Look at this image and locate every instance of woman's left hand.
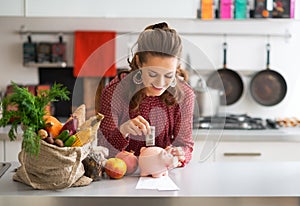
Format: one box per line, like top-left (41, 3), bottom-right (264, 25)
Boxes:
top-left (165, 146), bottom-right (186, 167)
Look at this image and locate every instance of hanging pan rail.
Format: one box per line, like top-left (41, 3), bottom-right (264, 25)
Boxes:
top-left (17, 27), bottom-right (292, 40)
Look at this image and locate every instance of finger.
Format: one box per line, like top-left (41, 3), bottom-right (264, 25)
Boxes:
top-left (174, 156), bottom-right (182, 167)
top-left (136, 116), bottom-right (151, 135)
top-left (126, 125), bottom-right (140, 136)
top-left (131, 118), bottom-right (148, 136)
top-left (132, 118), bottom-right (146, 130)
top-left (141, 127), bottom-right (148, 136)
top-left (132, 126), bottom-right (143, 136)
top-left (165, 146), bottom-right (172, 152)
top-left (171, 147), bottom-right (185, 156)
top-left (134, 120), bottom-right (148, 135)
top-left (178, 155), bottom-right (186, 162)
top-left (166, 146), bottom-right (176, 155)
top-left (129, 121), bottom-right (142, 136)
top-left (171, 150), bottom-right (178, 156)
top-left (136, 115), bottom-right (149, 125)
top-left (177, 147), bottom-right (185, 156)
top-left (126, 128), bottom-right (138, 136)
top-left (170, 147), bottom-right (178, 156)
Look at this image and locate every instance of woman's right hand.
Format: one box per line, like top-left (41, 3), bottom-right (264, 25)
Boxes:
top-left (120, 115), bottom-right (151, 138)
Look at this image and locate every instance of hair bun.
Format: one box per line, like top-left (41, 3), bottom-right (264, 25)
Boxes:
top-left (145, 22), bottom-right (169, 30)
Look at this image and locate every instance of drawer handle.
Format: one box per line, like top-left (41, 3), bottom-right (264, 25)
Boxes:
top-left (223, 152), bottom-right (262, 157)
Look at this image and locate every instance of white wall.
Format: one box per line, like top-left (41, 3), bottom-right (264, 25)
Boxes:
top-left (0, 17), bottom-right (299, 119)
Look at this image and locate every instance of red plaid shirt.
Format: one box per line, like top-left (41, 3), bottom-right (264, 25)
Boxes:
top-left (98, 73), bottom-right (195, 164)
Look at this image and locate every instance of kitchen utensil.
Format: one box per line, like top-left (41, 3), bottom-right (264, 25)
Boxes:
top-left (51, 35), bottom-right (66, 63)
top-left (23, 35), bottom-right (36, 64)
top-left (250, 43), bottom-right (287, 106)
top-left (206, 42), bottom-right (244, 105)
top-left (37, 42), bottom-right (52, 63)
top-left (194, 78), bottom-right (222, 117)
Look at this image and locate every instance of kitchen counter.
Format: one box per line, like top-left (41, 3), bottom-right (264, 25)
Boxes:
top-left (1, 161), bottom-right (300, 206)
top-left (2, 126), bottom-right (300, 142)
top-left (193, 128), bottom-right (300, 142)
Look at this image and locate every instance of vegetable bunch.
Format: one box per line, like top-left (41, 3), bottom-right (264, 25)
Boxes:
top-left (0, 82), bottom-right (70, 156)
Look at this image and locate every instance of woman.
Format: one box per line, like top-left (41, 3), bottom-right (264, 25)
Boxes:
top-left (98, 22), bottom-right (195, 167)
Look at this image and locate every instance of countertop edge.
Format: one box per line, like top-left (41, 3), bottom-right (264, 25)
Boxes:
top-left (1, 127), bottom-right (300, 142)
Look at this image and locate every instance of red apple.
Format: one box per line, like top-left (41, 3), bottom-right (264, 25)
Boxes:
top-left (104, 158), bottom-right (127, 179)
top-left (115, 150), bottom-right (138, 175)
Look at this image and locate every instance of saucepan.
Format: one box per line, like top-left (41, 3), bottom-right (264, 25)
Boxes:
top-left (194, 78), bottom-right (222, 117)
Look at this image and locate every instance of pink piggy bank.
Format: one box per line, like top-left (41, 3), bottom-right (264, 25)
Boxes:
top-left (138, 146), bottom-right (178, 178)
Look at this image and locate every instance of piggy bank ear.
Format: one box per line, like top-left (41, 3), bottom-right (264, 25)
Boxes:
top-left (140, 147), bottom-right (146, 153)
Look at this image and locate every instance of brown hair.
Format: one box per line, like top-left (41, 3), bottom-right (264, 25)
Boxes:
top-left (121, 22), bottom-right (188, 112)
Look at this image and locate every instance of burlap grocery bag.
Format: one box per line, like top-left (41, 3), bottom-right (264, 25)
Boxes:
top-left (13, 140), bottom-right (92, 190)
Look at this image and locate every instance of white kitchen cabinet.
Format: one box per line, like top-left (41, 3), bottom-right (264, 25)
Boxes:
top-left (191, 140), bottom-right (215, 163)
top-left (4, 140), bottom-right (21, 162)
top-left (26, 0), bottom-right (196, 18)
top-left (215, 141), bottom-right (300, 162)
top-left (0, 0), bottom-right (24, 16)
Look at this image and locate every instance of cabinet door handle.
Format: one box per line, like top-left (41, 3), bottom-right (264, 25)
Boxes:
top-left (223, 152), bottom-right (262, 157)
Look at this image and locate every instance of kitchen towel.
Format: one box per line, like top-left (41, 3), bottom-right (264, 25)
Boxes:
top-left (74, 31), bottom-right (116, 77)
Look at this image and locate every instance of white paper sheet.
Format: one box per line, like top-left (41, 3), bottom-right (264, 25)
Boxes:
top-left (135, 176), bottom-right (179, 191)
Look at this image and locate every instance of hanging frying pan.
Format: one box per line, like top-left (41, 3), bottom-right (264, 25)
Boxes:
top-left (250, 43), bottom-right (287, 106)
top-left (207, 42), bottom-right (244, 105)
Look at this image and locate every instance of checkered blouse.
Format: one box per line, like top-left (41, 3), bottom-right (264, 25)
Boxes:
top-left (98, 73), bottom-right (195, 164)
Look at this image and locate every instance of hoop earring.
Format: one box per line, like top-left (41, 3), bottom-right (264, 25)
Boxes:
top-left (133, 70), bottom-right (143, 85)
top-left (170, 78), bottom-right (177, 88)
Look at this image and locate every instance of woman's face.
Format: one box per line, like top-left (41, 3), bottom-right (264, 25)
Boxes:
top-left (140, 56), bottom-right (178, 96)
